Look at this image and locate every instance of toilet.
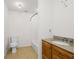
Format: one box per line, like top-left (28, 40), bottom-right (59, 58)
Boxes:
top-left (10, 37), bottom-right (17, 53)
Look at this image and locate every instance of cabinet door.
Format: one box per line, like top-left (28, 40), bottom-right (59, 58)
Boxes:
top-left (63, 55), bottom-right (74, 59)
top-left (52, 44), bottom-right (74, 59)
top-left (63, 51), bottom-right (74, 59)
top-left (42, 41), bottom-right (52, 59)
top-left (52, 45), bottom-right (63, 59)
top-left (53, 55), bottom-right (62, 59)
top-left (42, 55), bottom-right (47, 59)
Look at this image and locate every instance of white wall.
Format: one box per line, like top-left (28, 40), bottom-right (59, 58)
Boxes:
top-left (38, 0), bottom-right (74, 39)
top-left (38, 0), bottom-right (74, 59)
top-left (8, 11), bottom-right (39, 47)
top-left (53, 0), bottom-right (74, 38)
top-left (6, 0), bottom-right (73, 58)
top-left (38, 0), bottom-right (55, 59)
top-left (4, 3), bottom-right (9, 56)
top-left (38, 0), bottom-right (54, 40)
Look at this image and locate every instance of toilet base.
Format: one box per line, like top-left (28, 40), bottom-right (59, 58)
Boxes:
top-left (12, 47), bottom-right (16, 53)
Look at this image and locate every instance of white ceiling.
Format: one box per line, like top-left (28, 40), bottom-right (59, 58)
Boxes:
top-left (5, 0), bottom-right (38, 13)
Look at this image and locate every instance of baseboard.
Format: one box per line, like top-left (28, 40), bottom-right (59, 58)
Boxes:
top-left (4, 47), bottom-right (9, 57)
top-left (4, 50), bottom-right (7, 56)
top-left (17, 44), bottom-right (32, 48)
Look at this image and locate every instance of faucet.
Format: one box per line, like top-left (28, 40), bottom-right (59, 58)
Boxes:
top-left (63, 38), bottom-right (68, 43)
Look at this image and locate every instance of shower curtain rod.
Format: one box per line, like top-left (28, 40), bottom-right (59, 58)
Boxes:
top-left (30, 12), bottom-right (38, 21)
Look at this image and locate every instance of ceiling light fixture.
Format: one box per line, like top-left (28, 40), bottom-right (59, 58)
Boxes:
top-left (15, 1), bottom-right (24, 8)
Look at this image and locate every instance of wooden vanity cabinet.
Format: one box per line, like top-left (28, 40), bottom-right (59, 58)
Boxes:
top-left (42, 40), bottom-right (74, 59)
top-left (42, 40), bottom-right (52, 59)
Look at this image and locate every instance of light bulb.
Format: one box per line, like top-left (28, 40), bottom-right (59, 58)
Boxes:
top-left (14, 1), bottom-right (24, 8)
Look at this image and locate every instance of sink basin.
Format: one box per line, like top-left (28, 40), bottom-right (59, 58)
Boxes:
top-left (52, 41), bottom-right (69, 46)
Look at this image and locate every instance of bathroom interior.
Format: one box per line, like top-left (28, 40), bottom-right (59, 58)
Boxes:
top-left (4, 0), bottom-right (74, 59)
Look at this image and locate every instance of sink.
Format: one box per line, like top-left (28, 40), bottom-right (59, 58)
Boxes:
top-left (52, 41), bottom-right (69, 46)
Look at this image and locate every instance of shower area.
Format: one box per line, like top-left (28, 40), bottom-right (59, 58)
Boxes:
top-left (5, 0), bottom-right (40, 58)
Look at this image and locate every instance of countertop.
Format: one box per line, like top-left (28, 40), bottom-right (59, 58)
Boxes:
top-left (42, 39), bottom-right (74, 54)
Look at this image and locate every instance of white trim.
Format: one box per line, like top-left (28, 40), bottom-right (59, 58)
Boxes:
top-left (17, 44), bottom-right (32, 48)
